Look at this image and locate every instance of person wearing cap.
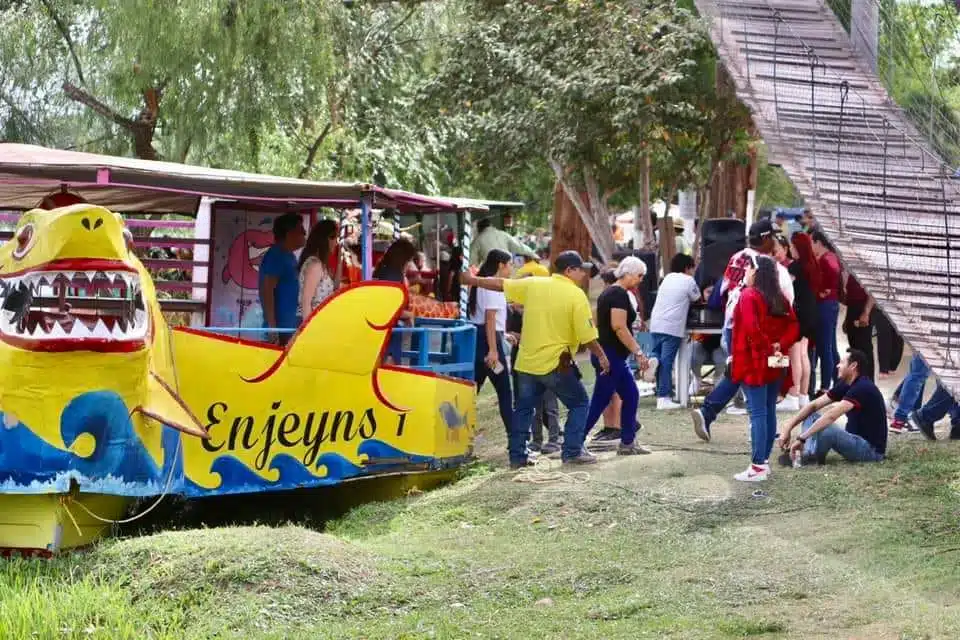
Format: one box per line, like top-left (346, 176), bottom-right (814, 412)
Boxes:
top-left (462, 250), bottom-right (609, 468)
top-left (691, 218), bottom-right (794, 442)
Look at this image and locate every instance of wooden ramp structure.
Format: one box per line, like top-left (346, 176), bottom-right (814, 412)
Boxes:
top-left (695, 0), bottom-right (960, 393)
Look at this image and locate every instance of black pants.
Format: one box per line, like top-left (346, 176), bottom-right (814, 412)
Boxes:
top-left (873, 308), bottom-right (904, 374)
top-left (844, 304), bottom-right (875, 381)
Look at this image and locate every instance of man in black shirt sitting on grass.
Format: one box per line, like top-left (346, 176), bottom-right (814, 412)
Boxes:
top-left (777, 349), bottom-right (887, 466)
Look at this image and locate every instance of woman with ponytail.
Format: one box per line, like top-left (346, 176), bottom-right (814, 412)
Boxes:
top-left (468, 249), bottom-right (514, 434)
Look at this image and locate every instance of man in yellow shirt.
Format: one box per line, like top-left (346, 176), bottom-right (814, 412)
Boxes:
top-left (463, 251), bottom-right (610, 468)
top-left (515, 254), bottom-right (549, 278)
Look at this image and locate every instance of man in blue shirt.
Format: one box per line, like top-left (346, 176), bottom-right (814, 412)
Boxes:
top-left (776, 349), bottom-right (886, 465)
top-left (259, 213), bottom-right (305, 346)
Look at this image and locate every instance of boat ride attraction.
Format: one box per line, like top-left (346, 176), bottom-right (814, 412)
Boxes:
top-left (0, 143), bottom-right (491, 553)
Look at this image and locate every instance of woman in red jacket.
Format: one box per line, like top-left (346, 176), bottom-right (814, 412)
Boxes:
top-left (731, 256), bottom-right (800, 482)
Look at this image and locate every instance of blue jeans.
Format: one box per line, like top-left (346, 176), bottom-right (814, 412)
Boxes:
top-left (700, 374), bottom-right (740, 427)
top-left (743, 381), bottom-right (780, 465)
top-left (475, 329), bottom-right (512, 436)
top-left (814, 300), bottom-right (840, 391)
top-left (802, 413), bottom-right (883, 462)
top-left (894, 354), bottom-right (929, 422)
top-left (513, 367), bottom-right (589, 464)
top-left (586, 346), bottom-right (640, 445)
top-left (651, 333), bottom-right (682, 399)
top-left (915, 384), bottom-right (960, 428)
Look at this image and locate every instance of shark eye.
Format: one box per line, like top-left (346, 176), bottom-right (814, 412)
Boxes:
top-left (122, 228), bottom-right (135, 252)
top-left (12, 224), bottom-right (35, 260)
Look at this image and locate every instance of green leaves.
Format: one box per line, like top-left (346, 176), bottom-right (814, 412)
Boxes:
top-left (424, 0), bottom-right (711, 199)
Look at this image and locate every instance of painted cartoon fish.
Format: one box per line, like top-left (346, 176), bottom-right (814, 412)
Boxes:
top-left (0, 204), bottom-right (208, 491)
top-left (221, 229), bottom-right (273, 290)
top-left (439, 395), bottom-right (468, 430)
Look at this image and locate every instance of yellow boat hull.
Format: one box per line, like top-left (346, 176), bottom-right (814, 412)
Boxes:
top-left (0, 492), bottom-right (131, 554)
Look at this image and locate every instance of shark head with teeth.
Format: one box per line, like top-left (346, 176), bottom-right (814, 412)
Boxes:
top-left (0, 203), bottom-right (206, 475)
top-left (0, 204), bottom-right (151, 353)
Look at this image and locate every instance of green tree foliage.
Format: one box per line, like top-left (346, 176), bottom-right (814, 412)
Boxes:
top-left (423, 0), bottom-right (709, 261)
top-left (0, 0), bottom-right (449, 189)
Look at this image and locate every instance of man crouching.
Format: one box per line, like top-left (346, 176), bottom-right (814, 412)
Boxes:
top-left (776, 349), bottom-right (887, 466)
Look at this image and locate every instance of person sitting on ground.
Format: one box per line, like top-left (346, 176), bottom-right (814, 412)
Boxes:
top-left (776, 348), bottom-right (887, 466)
top-left (649, 253), bottom-right (701, 410)
top-left (463, 251), bottom-right (609, 468)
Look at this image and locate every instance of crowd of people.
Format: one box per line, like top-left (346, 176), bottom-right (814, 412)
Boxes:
top-left (257, 209), bottom-right (948, 482)
top-left (462, 210), bottom-right (943, 482)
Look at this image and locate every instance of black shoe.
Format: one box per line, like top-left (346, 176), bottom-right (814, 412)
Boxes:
top-left (510, 459), bottom-right (535, 470)
top-left (777, 453), bottom-right (792, 467)
top-left (591, 428), bottom-right (621, 442)
top-left (908, 411), bottom-right (937, 441)
top-left (950, 424), bottom-right (960, 440)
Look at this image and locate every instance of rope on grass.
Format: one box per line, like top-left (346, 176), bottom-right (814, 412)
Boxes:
top-left (511, 455), bottom-right (591, 485)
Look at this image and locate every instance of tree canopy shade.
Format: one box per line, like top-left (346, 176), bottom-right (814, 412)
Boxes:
top-left (0, 0), bottom-right (453, 192)
top-left (423, 0), bottom-right (709, 263)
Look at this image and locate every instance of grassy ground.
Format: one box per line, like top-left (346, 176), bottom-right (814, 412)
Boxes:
top-left (5, 367), bottom-right (960, 639)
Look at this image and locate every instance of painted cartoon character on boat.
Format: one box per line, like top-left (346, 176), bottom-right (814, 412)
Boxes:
top-left (0, 204), bottom-right (207, 494)
top-left (221, 227), bottom-right (274, 290)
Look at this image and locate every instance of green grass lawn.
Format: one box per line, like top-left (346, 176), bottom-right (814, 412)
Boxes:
top-left (5, 376), bottom-right (960, 639)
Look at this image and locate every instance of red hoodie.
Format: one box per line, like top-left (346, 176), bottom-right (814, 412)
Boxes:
top-left (731, 288), bottom-right (800, 386)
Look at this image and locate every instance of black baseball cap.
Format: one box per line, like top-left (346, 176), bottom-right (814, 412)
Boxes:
top-left (748, 219), bottom-right (775, 247)
top-left (553, 250), bottom-right (595, 276)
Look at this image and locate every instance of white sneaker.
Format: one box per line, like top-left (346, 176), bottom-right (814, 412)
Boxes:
top-left (776, 395), bottom-right (800, 412)
top-left (726, 405), bottom-right (747, 416)
top-left (656, 397), bottom-right (682, 410)
top-left (734, 463), bottom-right (770, 482)
top-left (799, 395), bottom-right (810, 408)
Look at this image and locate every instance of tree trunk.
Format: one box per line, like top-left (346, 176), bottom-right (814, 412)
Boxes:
top-left (550, 181), bottom-right (592, 268)
top-left (548, 160), bottom-right (616, 264)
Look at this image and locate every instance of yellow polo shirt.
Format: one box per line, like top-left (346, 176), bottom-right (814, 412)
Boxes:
top-left (516, 260), bottom-right (550, 278)
top-left (503, 274), bottom-right (599, 375)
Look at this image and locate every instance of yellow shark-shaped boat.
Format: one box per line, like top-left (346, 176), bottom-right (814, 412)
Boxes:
top-left (0, 204), bottom-right (476, 552)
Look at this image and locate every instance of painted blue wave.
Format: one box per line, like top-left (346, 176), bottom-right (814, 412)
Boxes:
top-left (0, 391), bottom-right (168, 494)
top-left (186, 451), bottom-right (367, 497)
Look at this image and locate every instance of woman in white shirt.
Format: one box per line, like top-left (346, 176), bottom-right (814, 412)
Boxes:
top-left (468, 249), bottom-right (513, 435)
top-left (298, 219), bottom-right (338, 322)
